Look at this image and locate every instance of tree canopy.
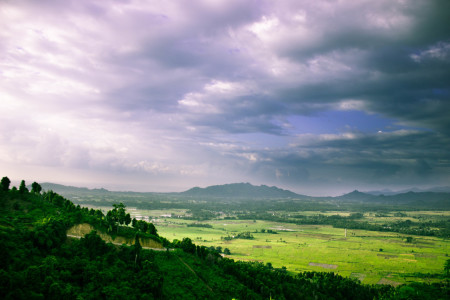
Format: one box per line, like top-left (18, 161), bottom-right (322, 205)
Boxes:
top-left (18, 180), bottom-right (28, 194)
top-left (31, 182), bottom-right (42, 194)
top-left (1, 176), bottom-right (10, 192)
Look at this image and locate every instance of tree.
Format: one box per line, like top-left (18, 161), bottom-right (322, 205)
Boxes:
top-left (19, 180), bottom-right (28, 194)
top-left (134, 233), bottom-right (142, 267)
top-left (445, 259), bottom-right (450, 277)
top-left (31, 182), bottom-right (42, 194)
top-left (95, 209), bottom-right (104, 220)
top-left (147, 222), bottom-right (157, 235)
top-left (138, 220), bottom-right (148, 233)
top-left (180, 238), bottom-right (195, 254)
top-left (106, 210), bottom-right (117, 233)
top-left (124, 213), bottom-right (132, 226)
top-left (80, 230), bottom-right (111, 259)
top-left (117, 204), bottom-right (126, 225)
top-left (106, 203), bottom-right (128, 233)
top-left (1, 176), bottom-right (11, 192)
top-left (224, 248), bottom-right (231, 255)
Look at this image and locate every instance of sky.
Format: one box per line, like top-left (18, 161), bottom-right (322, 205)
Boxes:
top-left (1, 0), bottom-right (449, 196)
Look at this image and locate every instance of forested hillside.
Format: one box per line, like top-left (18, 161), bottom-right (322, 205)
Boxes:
top-left (1, 177), bottom-right (449, 299)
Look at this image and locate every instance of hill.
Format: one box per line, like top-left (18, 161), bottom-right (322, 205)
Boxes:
top-left (2, 178), bottom-right (423, 300)
top-left (365, 186), bottom-right (450, 195)
top-left (39, 182), bottom-right (111, 195)
top-left (2, 176), bottom-right (449, 298)
top-left (336, 190), bottom-right (450, 208)
top-left (337, 190), bottom-right (376, 201)
top-left (181, 182), bottom-right (304, 199)
top-left (38, 182), bottom-right (450, 209)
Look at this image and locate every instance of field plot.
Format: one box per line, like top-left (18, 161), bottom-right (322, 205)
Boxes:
top-left (154, 218), bottom-right (449, 285)
top-left (363, 210), bottom-right (449, 224)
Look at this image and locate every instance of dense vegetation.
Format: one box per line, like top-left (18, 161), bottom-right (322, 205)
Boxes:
top-left (1, 177), bottom-right (449, 299)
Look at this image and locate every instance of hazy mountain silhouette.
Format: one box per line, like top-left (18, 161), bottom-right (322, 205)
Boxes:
top-left (181, 182), bottom-right (304, 199)
top-left (40, 182), bottom-right (111, 194)
top-left (38, 182), bottom-right (449, 208)
top-left (365, 186), bottom-right (450, 195)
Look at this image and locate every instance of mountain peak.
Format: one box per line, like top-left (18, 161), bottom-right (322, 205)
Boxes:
top-left (181, 182), bottom-right (302, 199)
top-left (337, 190), bottom-right (374, 201)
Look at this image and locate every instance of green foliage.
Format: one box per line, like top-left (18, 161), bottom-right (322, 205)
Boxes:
top-left (1, 176), bottom-right (449, 299)
top-left (405, 236), bottom-right (414, 243)
top-left (1, 176), bottom-right (11, 192)
top-left (32, 219), bottom-right (68, 252)
top-left (186, 208), bottom-right (218, 221)
top-left (235, 231), bottom-right (254, 239)
top-left (394, 212), bottom-right (407, 217)
top-left (445, 259), bottom-right (450, 278)
top-left (180, 237), bottom-right (196, 254)
top-left (349, 212), bottom-right (364, 219)
top-left (31, 182), bottom-right (42, 194)
top-left (79, 230), bottom-right (114, 259)
top-left (187, 223), bottom-right (213, 228)
top-left (106, 203), bottom-right (131, 232)
top-left (19, 180), bottom-right (28, 194)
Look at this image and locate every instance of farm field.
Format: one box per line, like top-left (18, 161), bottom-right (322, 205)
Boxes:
top-left (362, 211), bottom-right (450, 224)
top-left (152, 217), bottom-right (449, 286)
top-left (75, 196), bottom-right (450, 287)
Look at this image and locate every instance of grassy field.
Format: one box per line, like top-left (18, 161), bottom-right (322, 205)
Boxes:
top-left (152, 217), bottom-right (449, 286)
top-left (362, 210), bottom-right (449, 225)
top-left (80, 204), bottom-right (449, 286)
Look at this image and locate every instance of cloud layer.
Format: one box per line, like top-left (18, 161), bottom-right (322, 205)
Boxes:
top-left (1, 0), bottom-right (449, 195)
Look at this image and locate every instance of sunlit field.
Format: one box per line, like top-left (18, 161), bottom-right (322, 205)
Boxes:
top-left (152, 216), bottom-right (449, 285)
top-left (74, 201), bottom-right (450, 286)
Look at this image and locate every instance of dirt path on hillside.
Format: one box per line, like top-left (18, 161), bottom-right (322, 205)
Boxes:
top-left (67, 234), bottom-right (172, 251)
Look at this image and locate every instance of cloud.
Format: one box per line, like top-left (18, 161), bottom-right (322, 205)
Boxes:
top-left (0, 0), bottom-right (449, 194)
top-left (204, 129), bottom-right (450, 194)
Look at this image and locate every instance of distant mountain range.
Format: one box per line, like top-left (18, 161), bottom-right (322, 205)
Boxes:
top-left (39, 183), bottom-right (111, 195)
top-left (36, 182), bottom-right (450, 209)
top-left (335, 189), bottom-right (450, 208)
top-left (364, 186), bottom-right (450, 195)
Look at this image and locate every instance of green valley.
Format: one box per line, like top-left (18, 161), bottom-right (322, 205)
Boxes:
top-left (1, 178), bottom-right (449, 299)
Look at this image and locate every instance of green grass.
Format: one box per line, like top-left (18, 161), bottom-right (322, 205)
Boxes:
top-left (76, 204), bottom-right (450, 286)
top-left (154, 218), bottom-right (449, 285)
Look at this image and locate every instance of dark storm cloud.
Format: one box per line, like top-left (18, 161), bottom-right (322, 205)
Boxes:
top-left (211, 129), bottom-right (450, 194)
top-left (247, 0), bottom-right (450, 136)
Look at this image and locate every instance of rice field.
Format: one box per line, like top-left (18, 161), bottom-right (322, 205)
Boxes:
top-left (153, 217), bottom-right (449, 285)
